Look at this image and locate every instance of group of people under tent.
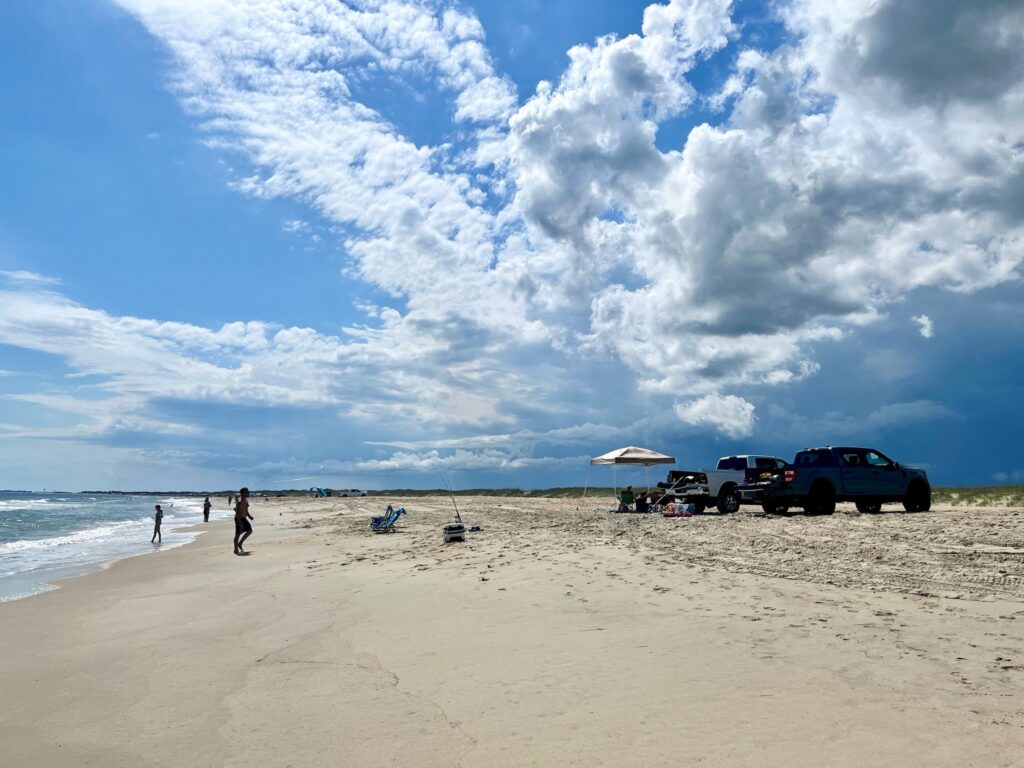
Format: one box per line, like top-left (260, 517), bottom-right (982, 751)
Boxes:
top-left (617, 485), bottom-right (665, 513)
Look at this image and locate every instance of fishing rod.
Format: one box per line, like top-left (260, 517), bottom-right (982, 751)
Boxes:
top-left (439, 470), bottom-right (462, 524)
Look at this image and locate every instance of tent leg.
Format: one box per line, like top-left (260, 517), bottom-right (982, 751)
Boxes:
top-left (582, 463), bottom-right (591, 499)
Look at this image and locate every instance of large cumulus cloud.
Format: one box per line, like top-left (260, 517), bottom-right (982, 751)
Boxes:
top-left (508, 0), bottom-right (1023, 411)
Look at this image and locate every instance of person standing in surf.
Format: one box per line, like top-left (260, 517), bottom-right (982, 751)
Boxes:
top-left (233, 487), bottom-right (253, 555)
top-left (151, 504), bottom-right (163, 544)
top-left (202, 496), bottom-right (211, 522)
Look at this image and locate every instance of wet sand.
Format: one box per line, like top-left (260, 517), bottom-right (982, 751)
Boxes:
top-left (1, 495), bottom-right (1022, 766)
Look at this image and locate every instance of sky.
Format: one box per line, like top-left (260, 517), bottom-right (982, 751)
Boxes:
top-left (1, 0), bottom-right (1022, 491)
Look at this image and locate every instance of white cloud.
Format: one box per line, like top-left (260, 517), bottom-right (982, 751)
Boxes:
top-left (454, 75), bottom-right (517, 122)
top-left (674, 394), bottom-right (756, 438)
top-left (913, 314), bottom-right (934, 338)
top-left (0, 282), bottom-right (547, 436)
top-left (0, 270), bottom-right (61, 286)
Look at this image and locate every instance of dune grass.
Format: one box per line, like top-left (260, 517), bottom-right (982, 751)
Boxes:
top-left (932, 486), bottom-right (1024, 507)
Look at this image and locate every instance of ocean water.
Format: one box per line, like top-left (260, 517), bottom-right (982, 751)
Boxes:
top-left (0, 492), bottom-right (232, 602)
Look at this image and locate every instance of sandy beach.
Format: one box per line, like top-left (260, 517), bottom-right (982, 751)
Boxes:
top-left (2, 495), bottom-right (1022, 767)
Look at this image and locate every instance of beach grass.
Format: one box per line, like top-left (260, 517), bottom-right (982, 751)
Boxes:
top-left (932, 485), bottom-right (1024, 506)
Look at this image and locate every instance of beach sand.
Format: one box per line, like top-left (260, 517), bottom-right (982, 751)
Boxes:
top-left (1, 496), bottom-right (1022, 766)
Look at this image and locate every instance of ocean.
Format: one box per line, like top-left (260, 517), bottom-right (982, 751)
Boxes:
top-left (0, 492), bottom-right (232, 602)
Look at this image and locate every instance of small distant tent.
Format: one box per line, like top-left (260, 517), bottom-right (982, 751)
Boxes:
top-left (584, 446), bottom-right (676, 498)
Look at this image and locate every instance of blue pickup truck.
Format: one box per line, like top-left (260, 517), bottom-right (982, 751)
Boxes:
top-left (739, 446), bottom-right (931, 515)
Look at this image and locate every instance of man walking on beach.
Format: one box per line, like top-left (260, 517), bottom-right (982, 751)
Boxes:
top-left (203, 496), bottom-right (211, 522)
top-left (233, 487), bottom-right (253, 555)
top-left (151, 504), bottom-right (163, 544)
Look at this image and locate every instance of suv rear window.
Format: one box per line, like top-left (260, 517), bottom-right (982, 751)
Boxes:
top-left (755, 457), bottom-right (782, 470)
top-left (717, 457), bottom-right (746, 471)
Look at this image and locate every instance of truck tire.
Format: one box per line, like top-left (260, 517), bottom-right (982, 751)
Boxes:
top-left (806, 481), bottom-right (836, 515)
top-left (903, 481), bottom-right (931, 512)
top-left (716, 485), bottom-right (740, 514)
top-left (761, 501), bottom-right (789, 515)
top-left (855, 501), bottom-right (882, 514)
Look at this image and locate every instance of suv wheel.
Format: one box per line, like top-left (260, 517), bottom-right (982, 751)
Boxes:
top-left (903, 481), bottom-right (931, 512)
top-left (807, 481), bottom-right (836, 515)
top-left (856, 501), bottom-right (882, 514)
top-left (716, 485), bottom-right (740, 514)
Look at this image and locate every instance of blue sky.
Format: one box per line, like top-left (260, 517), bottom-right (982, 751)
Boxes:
top-left (1, 0), bottom-right (1022, 491)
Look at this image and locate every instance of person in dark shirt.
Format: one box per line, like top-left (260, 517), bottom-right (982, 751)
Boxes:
top-left (151, 504), bottom-right (163, 544)
top-left (233, 487), bottom-right (253, 555)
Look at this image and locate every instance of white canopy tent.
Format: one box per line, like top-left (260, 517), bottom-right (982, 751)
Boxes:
top-left (584, 446), bottom-right (676, 498)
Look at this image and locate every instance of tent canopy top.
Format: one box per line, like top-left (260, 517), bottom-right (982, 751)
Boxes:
top-left (590, 446), bottom-right (675, 466)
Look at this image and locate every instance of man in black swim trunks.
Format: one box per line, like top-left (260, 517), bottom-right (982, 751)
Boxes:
top-left (233, 487), bottom-right (253, 555)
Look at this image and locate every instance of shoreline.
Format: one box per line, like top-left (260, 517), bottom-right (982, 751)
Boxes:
top-left (2, 496), bottom-right (1022, 766)
top-left (0, 500), bottom-right (233, 604)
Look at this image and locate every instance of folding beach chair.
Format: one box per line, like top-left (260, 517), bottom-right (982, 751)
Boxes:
top-left (370, 505), bottom-right (405, 533)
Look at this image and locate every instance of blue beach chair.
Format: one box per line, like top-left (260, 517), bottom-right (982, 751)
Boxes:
top-left (370, 505), bottom-right (405, 533)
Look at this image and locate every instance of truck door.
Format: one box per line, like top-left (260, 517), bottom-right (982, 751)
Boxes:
top-left (863, 450), bottom-right (904, 496)
top-left (837, 449), bottom-right (871, 493)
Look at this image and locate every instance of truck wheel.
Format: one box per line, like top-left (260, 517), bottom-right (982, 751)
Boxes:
top-left (807, 481), bottom-right (836, 515)
top-left (716, 485), bottom-right (740, 514)
top-left (903, 481), bottom-right (931, 512)
top-left (855, 501), bottom-right (882, 514)
top-left (762, 501), bottom-right (789, 515)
